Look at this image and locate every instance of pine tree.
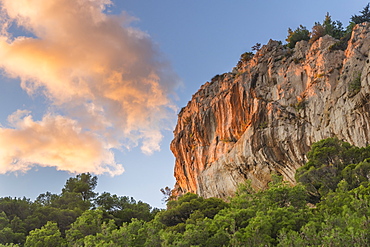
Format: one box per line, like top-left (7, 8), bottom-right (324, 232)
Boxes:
top-left (351, 3), bottom-right (370, 24)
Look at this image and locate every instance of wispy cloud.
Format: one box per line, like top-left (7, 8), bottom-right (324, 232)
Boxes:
top-left (0, 0), bottom-right (178, 175)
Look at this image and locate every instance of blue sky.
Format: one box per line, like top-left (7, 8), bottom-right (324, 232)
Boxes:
top-left (0, 0), bottom-right (368, 208)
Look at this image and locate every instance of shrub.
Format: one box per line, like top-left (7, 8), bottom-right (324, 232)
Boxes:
top-left (310, 23), bottom-right (325, 43)
top-left (328, 32), bottom-right (351, 51)
top-left (240, 52), bottom-right (254, 63)
top-left (348, 72), bottom-right (361, 97)
top-left (236, 52), bottom-right (254, 69)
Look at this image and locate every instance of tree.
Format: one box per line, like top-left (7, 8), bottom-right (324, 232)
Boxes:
top-left (296, 137), bottom-right (370, 201)
top-left (310, 13), bottom-right (344, 43)
top-left (82, 220), bottom-right (117, 247)
top-left (24, 221), bottom-right (65, 247)
top-left (351, 3), bottom-right (370, 24)
top-left (251, 43), bottom-right (261, 52)
top-left (0, 212), bottom-right (9, 230)
top-left (62, 173), bottom-right (98, 202)
top-left (310, 22), bottom-right (325, 44)
top-left (240, 52), bottom-right (254, 63)
top-left (0, 227), bottom-right (24, 246)
top-left (159, 193), bottom-right (228, 228)
top-left (322, 13), bottom-right (344, 39)
top-left (52, 192), bottom-right (90, 211)
top-left (0, 197), bottom-right (34, 221)
top-left (95, 192), bottom-right (156, 226)
top-left (65, 209), bottom-right (103, 245)
top-left (160, 186), bottom-right (174, 203)
top-left (0, 225), bottom-right (14, 245)
top-left (286, 25), bottom-right (310, 48)
top-left (35, 192), bottom-right (59, 207)
top-left (342, 160), bottom-right (370, 189)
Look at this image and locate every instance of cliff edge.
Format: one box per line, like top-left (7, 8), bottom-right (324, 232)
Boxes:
top-left (171, 23), bottom-right (370, 199)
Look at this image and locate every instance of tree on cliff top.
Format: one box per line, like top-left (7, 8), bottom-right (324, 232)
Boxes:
top-left (310, 13), bottom-right (344, 43)
top-left (351, 3), bottom-right (370, 24)
top-left (286, 25), bottom-right (310, 48)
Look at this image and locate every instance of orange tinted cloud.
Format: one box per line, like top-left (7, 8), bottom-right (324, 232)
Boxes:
top-left (0, 110), bottom-right (124, 175)
top-left (0, 0), bottom-right (178, 174)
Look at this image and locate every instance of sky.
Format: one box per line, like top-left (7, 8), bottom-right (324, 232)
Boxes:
top-left (0, 0), bottom-right (368, 208)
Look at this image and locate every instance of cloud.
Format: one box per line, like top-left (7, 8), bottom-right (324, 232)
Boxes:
top-left (0, 110), bottom-right (123, 175)
top-left (0, 0), bottom-right (178, 175)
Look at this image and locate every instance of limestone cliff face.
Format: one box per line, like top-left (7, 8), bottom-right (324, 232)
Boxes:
top-left (170, 23), bottom-right (370, 199)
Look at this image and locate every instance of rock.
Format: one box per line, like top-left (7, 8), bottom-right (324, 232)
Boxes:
top-left (170, 23), bottom-right (370, 199)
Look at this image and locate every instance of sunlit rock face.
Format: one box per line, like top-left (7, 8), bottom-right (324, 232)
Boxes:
top-left (171, 23), bottom-right (370, 199)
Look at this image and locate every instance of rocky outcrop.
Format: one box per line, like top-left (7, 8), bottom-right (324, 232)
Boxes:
top-left (171, 23), bottom-right (370, 199)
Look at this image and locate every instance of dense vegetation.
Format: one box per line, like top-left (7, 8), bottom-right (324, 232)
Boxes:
top-left (1, 137), bottom-right (370, 246)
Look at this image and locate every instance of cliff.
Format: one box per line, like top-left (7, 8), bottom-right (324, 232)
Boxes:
top-left (170, 23), bottom-right (370, 199)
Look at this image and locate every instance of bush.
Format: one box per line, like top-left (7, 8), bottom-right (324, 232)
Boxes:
top-left (328, 32), bottom-right (351, 51)
top-left (236, 52), bottom-right (254, 69)
top-left (310, 23), bottom-right (325, 43)
top-left (240, 52), bottom-right (254, 63)
top-left (348, 72), bottom-right (361, 97)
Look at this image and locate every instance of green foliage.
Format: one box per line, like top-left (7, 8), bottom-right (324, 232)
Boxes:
top-left (0, 212), bottom-right (10, 230)
top-left (294, 98), bottom-right (306, 111)
top-left (286, 25), bottom-right (310, 48)
top-left (236, 51), bottom-right (254, 69)
top-left (2, 143), bottom-right (370, 246)
top-left (258, 121), bottom-right (268, 129)
top-left (240, 51), bottom-right (254, 63)
top-left (296, 137), bottom-right (370, 201)
top-left (24, 221), bottom-right (65, 247)
top-left (310, 13), bottom-right (345, 43)
top-left (342, 160), bottom-right (370, 189)
top-left (348, 71), bottom-right (362, 97)
top-left (310, 22), bottom-right (326, 44)
top-left (159, 179), bottom-right (312, 246)
top-left (62, 173), bottom-right (98, 203)
top-left (0, 227), bottom-right (25, 246)
top-left (322, 13), bottom-right (345, 39)
top-left (328, 31), bottom-right (352, 51)
top-left (251, 42), bottom-right (261, 52)
top-left (95, 192), bottom-right (156, 226)
top-left (0, 197), bottom-right (33, 221)
top-left (351, 3), bottom-right (370, 24)
top-left (65, 209), bottom-right (103, 245)
top-left (278, 184), bottom-right (370, 246)
top-left (35, 192), bottom-right (59, 206)
top-left (158, 193), bottom-right (228, 228)
top-left (0, 172), bottom-right (164, 246)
